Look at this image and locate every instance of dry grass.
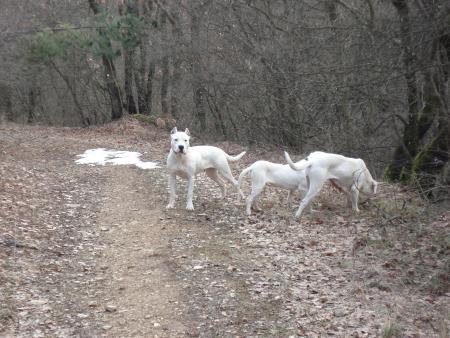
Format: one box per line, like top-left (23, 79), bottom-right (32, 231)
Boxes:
top-left (382, 321), bottom-right (403, 338)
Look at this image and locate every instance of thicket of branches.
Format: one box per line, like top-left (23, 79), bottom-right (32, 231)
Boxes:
top-left (0, 0), bottom-right (449, 197)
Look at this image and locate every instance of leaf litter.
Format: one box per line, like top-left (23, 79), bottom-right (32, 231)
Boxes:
top-left (0, 119), bottom-right (448, 337)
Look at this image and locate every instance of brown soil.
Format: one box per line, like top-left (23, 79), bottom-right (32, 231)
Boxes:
top-left (1, 120), bottom-right (449, 337)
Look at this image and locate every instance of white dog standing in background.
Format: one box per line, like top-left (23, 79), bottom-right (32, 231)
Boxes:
top-left (284, 151), bottom-right (378, 218)
top-left (166, 127), bottom-right (246, 210)
top-left (238, 160), bottom-right (308, 215)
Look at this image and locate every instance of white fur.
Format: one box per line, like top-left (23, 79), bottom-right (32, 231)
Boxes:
top-left (166, 127), bottom-right (246, 210)
top-left (284, 151), bottom-right (378, 218)
top-left (238, 160), bottom-right (308, 215)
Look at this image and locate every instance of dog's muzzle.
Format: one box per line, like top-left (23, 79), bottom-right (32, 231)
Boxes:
top-left (176, 145), bottom-right (186, 154)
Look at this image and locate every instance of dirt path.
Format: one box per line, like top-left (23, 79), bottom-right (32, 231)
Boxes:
top-left (1, 121), bottom-right (449, 337)
top-left (96, 164), bottom-right (188, 337)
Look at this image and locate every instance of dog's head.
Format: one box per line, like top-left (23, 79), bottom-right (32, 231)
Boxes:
top-left (356, 160), bottom-right (378, 195)
top-left (170, 127), bottom-right (190, 155)
top-left (358, 175), bottom-right (378, 195)
top-left (362, 179), bottom-right (378, 195)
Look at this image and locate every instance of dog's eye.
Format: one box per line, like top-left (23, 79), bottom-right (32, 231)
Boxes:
top-left (174, 139), bottom-right (178, 142)
top-left (184, 140), bottom-right (187, 142)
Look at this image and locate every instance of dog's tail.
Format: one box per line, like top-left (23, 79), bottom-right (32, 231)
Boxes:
top-left (238, 164), bottom-right (253, 190)
top-left (225, 151), bottom-right (246, 162)
top-left (284, 151), bottom-right (309, 171)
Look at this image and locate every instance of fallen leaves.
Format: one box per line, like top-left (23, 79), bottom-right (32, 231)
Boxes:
top-left (1, 122), bottom-right (448, 338)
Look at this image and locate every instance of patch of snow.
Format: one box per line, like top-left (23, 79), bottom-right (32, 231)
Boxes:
top-left (75, 148), bottom-right (158, 169)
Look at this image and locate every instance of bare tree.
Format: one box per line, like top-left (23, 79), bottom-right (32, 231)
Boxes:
top-left (386, 0), bottom-right (450, 192)
top-left (1, 0), bottom-right (448, 193)
top-left (190, 1), bottom-right (210, 131)
top-left (88, 0), bottom-right (123, 120)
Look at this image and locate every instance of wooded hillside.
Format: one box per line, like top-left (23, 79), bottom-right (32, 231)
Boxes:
top-left (0, 0), bottom-right (449, 196)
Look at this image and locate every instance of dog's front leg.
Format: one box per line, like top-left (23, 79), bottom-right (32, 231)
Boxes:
top-left (166, 174), bottom-right (177, 209)
top-left (186, 176), bottom-right (195, 210)
top-left (345, 191), bottom-right (352, 209)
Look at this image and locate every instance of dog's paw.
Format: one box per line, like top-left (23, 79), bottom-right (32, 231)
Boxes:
top-left (166, 203), bottom-right (175, 209)
top-left (186, 203), bottom-right (194, 211)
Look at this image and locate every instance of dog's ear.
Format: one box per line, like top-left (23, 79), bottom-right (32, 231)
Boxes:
top-left (170, 127), bottom-right (178, 134)
top-left (185, 128), bottom-right (190, 136)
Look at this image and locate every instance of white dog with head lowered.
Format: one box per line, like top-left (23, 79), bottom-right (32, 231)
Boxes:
top-left (284, 151), bottom-right (378, 218)
top-left (238, 160), bottom-right (308, 215)
top-left (166, 127), bottom-right (246, 210)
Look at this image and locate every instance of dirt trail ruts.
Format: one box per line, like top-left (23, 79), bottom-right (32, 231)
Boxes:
top-left (0, 122), bottom-right (193, 337)
top-left (96, 165), bottom-right (188, 337)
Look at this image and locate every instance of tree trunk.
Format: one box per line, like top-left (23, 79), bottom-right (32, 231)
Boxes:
top-left (124, 49), bottom-right (138, 114)
top-left (386, 0), bottom-right (419, 181)
top-left (170, 10), bottom-right (183, 119)
top-left (0, 82), bottom-right (14, 122)
top-left (50, 61), bottom-right (90, 126)
top-left (136, 40), bottom-right (148, 114)
top-left (206, 90), bottom-right (227, 138)
top-left (160, 10), bottom-right (170, 117)
top-left (326, 0), bottom-right (337, 22)
top-left (170, 56), bottom-right (182, 119)
top-left (136, 0), bottom-right (154, 115)
top-left (88, 0), bottom-right (123, 120)
top-left (160, 56), bottom-right (170, 116)
top-left (27, 87), bottom-right (35, 123)
top-left (136, 35), bottom-right (147, 115)
top-left (191, 9), bottom-right (207, 131)
top-left (410, 43), bottom-right (450, 190)
top-left (262, 57), bottom-right (298, 148)
top-left (121, 0), bottom-right (138, 115)
top-left (146, 61), bottom-right (155, 115)
top-left (387, 0), bottom-right (450, 193)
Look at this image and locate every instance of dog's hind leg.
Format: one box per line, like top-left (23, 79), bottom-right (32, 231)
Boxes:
top-left (218, 166), bottom-right (245, 199)
top-left (206, 168), bottom-right (227, 198)
top-left (295, 185), bottom-right (322, 218)
top-left (286, 190), bottom-right (294, 207)
top-left (246, 183), bottom-right (264, 215)
top-left (296, 188), bottom-right (315, 212)
top-left (294, 171), bottom-right (326, 219)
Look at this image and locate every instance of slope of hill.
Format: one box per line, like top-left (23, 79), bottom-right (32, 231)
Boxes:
top-left (1, 120), bottom-right (448, 337)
